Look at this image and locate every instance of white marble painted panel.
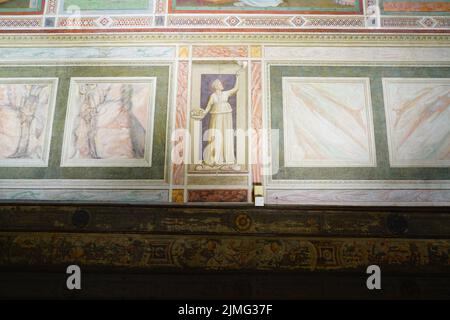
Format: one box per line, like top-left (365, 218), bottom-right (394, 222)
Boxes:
top-left (0, 46), bottom-right (175, 63)
top-left (383, 78), bottom-right (450, 167)
top-left (265, 47), bottom-right (450, 63)
top-left (282, 77), bottom-right (376, 167)
top-left (0, 189), bottom-right (169, 203)
top-left (267, 189), bottom-right (450, 206)
top-left (0, 78), bottom-right (58, 167)
top-left (61, 77), bottom-right (156, 167)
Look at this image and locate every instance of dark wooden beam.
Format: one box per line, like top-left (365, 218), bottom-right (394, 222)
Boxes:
top-left (0, 203), bottom-right (449, 299)
top-left (0, 203), bottom-right (449, 238)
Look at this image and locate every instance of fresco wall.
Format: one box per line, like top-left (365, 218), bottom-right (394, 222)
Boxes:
top-left (0, 1), bottom-right (448, 206)
top-left (0, 0), bottom-right (449, 30)
top-left (0, 38), bottom-right (448, 206)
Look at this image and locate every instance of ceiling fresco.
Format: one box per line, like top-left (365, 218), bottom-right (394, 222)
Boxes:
top-left (0, 0), bottom-right (448, 31)
top-left (380, 0), bottom-right (450, 15)
top-left (169, 0), bottom-right (363, 14)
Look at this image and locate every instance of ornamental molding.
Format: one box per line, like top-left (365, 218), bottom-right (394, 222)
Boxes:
top-left (0, 32), bottom-right (449, 46)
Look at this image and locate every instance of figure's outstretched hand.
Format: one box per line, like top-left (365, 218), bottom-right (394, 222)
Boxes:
top-left (235, 61), bottom-right (248, 75)
top-left (239, 61), bottom-right (248, 71)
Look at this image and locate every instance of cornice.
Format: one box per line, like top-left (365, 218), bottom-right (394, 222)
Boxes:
top-left (0, 32), bottom-right (449, 46)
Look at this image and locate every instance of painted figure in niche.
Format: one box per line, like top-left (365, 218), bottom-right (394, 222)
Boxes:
top-left (191, 62), bottom-right (246, 170)
top-left (0, 84), bottom-right (50, 159)
top-left (71, 83), bottom-right (146, 160)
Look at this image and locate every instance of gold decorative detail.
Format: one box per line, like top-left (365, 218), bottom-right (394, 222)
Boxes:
top-left (254, 185), bottom-right (264, 197)
top-left (250, 45), bottom-right (262, 58)
top-left (178, 46), bottom-right (190, 59)
top-left (235, 214), bottom-right (252, 231)
top-left (0, 34), bottom-right (448, 46)
top-left (172, 189), bottom-right (184, 204)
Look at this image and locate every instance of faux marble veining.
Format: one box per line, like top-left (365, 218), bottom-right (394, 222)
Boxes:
top-left (265, 47), bottom-right (450, 62)
top-left (0, 189), bottom-right (169, 203)
top-left (192, 46), bottom-right (248, 58)
top-left (0, 47), bottom-right (175, 62)
top-left (172, 61), bottom-right (189, 185)
top-left (282, 77), bottom-right (376, 167)
top-left (267, 189), bottom-right (450, 206)
top-left (251, 61), bottom-right (263, 183)
top-left (383, 78), bottom-right (450, 167)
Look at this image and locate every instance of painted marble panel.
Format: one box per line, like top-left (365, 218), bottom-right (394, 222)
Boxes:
top-left (264, 47), bottom-right (450, 63)
top-left (251, 61), bottom-right (263, 183)
top-left (192, 46), bottom-right (248, 58)
top-left (188, 189), bottom-right (248, 202)
top-left (0, 47), bottom-right (175, 62)
top-left (0, 188), bottom-right (169, 203)
top-left (172, 61), bottom-right (189, 186)
top-left (61, 77), bottom-right (156, 167)
top-left (383, 78), bottom-right (450, 167)
top-left (282, 77), bottom-right (376, 167)
top-left (170, 0), bottom-right (362, 13)
top-left (267, 189), bottom-right (450, 206)
top-left (0, 78), bottom-right (58, 167)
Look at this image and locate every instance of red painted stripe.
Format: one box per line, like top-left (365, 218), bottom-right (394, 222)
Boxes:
top-left (0, 28), bottom-right (449, 34)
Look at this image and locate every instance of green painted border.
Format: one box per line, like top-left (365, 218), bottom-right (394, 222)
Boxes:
top-left (0, 65), bottom-right (170, 180)
top-left (0, 0), bottom-right (43, 13)
top-left (62, 0), bottom-right (150, 11)
top-left (270, 65), bottom-right (450, 181)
